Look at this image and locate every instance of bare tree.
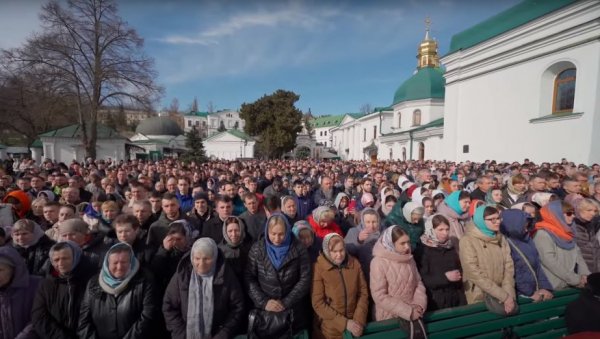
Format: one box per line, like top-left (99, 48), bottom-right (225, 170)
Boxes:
top-left (360, 103), bottom-right (373, 115)
top-left (2, 0), bottom-right (162, 158)
top-left (191, 96), bottom-right (199, 112)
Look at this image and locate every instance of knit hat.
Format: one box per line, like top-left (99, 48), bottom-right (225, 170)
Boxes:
top-left (193, 192), bottom-right (209, 202)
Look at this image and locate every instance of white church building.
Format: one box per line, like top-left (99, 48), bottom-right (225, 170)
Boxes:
top-left (333, 0), bottom-right (600, 164)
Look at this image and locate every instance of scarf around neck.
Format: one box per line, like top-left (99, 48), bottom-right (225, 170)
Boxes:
top-left (265, 214), bottom-right (292, 270)
top-left (534, 200), bottom-right (575, 250)
top-left (420, 214), bottom-right (452, 249)
top-left (99, 243), bottom-right (140, 295)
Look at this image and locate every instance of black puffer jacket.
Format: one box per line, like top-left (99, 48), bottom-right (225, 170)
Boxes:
top-left (244, 237), bottom-right (311, 333)
top-left (218, 238), bottom-right (253, 281)
top-left (417, 244), bottom-right (467, 311)
top-left (31, 256), bottom-right (98, 339)
top-left (163, 250), bottom-right (245, 339)
top-left (77, 269), bottom-right (158, 339)
top-left (574, 217), bottom-right (600, 273)
top-left (12, 234), bottom-right (55, 276)
top-left (150, 246), bottom-right (185, 296)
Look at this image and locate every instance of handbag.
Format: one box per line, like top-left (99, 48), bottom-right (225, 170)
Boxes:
top-left (484, 293), bottom-right (519, 316)
top-left (247, 308), bottom-right (293, 339)
top-left (398, 318), bottom-right (428, 339)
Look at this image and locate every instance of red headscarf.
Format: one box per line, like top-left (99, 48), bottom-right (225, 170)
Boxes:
top-left (3, 190), bottom-right (32, 219)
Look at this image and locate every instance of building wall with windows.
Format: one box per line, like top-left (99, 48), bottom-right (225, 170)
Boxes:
top-left (183, 110), bottom-right (245, 137)
top-left (441, 0), bottom-right (600, 164)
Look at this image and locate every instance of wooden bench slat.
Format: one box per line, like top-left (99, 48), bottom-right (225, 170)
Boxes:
top-left (525, 327), bottom-right (568, 339)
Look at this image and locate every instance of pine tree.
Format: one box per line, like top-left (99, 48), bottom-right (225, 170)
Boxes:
top-left (180, 126), bottom-right (207, 164)
top-left (218, 120), bottom-right (227, 132)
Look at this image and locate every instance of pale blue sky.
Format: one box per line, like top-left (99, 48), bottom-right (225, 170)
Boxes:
top-left (0, 0), bottom-right (522, 115)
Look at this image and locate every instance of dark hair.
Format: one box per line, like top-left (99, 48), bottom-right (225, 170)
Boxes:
top-left (214, 195), bottom-right (232, 205)
top-left (150, 191), bottom-right (162, 199)
top-left (162, 192), bottom-right (178, 201)
top-left (483, 206), bottom-right (500, 218)
top-left (51, 242), bottom-right (72, 253)
top-left (561, 201), bottom-right (574, 214)
top-left (384, 195), bottom-right (397, 204)
top-left (459, 191), bottom-right (471, 201)
top-left (44, 201), bottom-right (61, 209)
top-left (0, 227), bottom-right (5, 238)
top-left (265, 196), bottom-right (281, 212)
top-left (114, 214), bottom-right (141, 230)
top-left (61, 204), bottom-right (76, 214)
top-left (431, 214), bottom-right (450, 228)
top-left (167, 222), bottom-right (187, 236)
top-left (390, 226), bottom-right (408, 243)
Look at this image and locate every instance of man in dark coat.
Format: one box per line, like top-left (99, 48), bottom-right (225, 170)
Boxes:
top-left (201, 195), bottom-right (233, 244)
top-left (147, 193), bottom-right (199, 248)
top-left (239, 193), bottom-right (267, 243)
top-left (470, 175), bottom-right (492, 201)
top-left (565, 272), bottom-right (600, 334)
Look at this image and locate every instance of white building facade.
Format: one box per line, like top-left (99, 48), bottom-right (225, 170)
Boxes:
top-left (441, 0), bottom-right (600, 164)
top-left (204, 130), bottom-right (256, 160)
top-left (183, 109), bottom-right (245, 137)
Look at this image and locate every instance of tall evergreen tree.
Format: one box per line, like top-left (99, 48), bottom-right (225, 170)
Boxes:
top-left (239, 89), bottom-right (303, 159)
top-left (180, 126), bottom-right (207, 164)
top-left (218, 120), bottom-right (227, 132)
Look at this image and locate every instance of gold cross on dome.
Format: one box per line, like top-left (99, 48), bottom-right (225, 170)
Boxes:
top-left (425, 16), bottom-right (431, 31)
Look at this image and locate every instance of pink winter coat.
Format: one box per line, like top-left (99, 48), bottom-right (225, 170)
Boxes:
top-left (369, 240), bottom-right (427, 321)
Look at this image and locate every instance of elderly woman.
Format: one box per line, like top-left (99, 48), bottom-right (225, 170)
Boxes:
top-left (292, 220), bottom-right (321, 263)
top-left (0, 246), bottom-right (42, 339)
top-left (163, 238), bottom-right (245, 339)
top-left (78, 243), bottom-right (157, 339)
top-left (437, 190), bottom-right (471, 249)
top-left (308, 206), bottom-right (343, 239)
top-left (384, 201), bottom-right (425, 251)
top-left (32, 241), bottom-right (97, 339)
top-left (460, 205), bottom-right (516, 315)
top-left (345, 208), bottom-right (382, 282)
top-left (10, 219), bottom-right (55, 276)
top-left (572, 198), bottom-right (600, 273)
top-left (312, 234), bottom-right (369, 339)
top-left (217, 216), bottom-right (252, 280)
top-left (533, 201), bottom-right (590, 290)
top-left (245, 214), bottom-right (311, 337)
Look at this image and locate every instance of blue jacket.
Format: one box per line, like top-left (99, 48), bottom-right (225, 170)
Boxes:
top-left (292, 193), bottom-right (314, 220)
top-left (176, 192), bottom-right (194, 214)
top-left (500, 209), bottom-right (553, 296)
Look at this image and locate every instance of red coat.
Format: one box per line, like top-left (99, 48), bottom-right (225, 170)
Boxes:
top-left (307, 215), bottom-right (343, 240)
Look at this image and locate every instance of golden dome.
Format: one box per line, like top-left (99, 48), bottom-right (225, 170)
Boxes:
top-left (417, 17), bottom-right (440, 69)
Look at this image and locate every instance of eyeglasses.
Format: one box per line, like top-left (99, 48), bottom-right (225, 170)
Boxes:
top-left (484, 217), bottom-right (502, 223)
top-left (565, 211), bottom-right (575, 217)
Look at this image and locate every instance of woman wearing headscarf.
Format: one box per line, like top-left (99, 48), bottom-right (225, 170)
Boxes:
top-left (459, 205), bottom-right (516, 315)
top-left (533, 200), bottom-right (590, 290)
top-left (377, 195), bottom-right (397, 224)
top-left (437, 190), bottom-right (471, 249)
top-left (312, 233), bottom-right (369, 339)
top-left (572, 198), bottom-right (600, 273)
top-left (32, 241), bottom-right (97, 339)
top-left (308, 206), bottom-right (343, 239)
top-left (500, 174), bottom-right (528, 209)
top-left (281, 195), bottom-right (301, 226)
top-left (245, 214), bottom-right (311, 337)
top-left (78, 242), bottom-right (158, 339)
top-left (10, 219), bottom-right (55, 276)
top-left (485, 188), bottom-right (503, 207)
top-left (384, 201), bottom-right (425, 252)
top-left (3, 189), bottom-right (31, 219)
top-left (417, 214), bottom-right (466, 311)
top-left (370, 226), bottom-right (427, 336)
top-left (217, 216), bottom-right (252, 280)
top-left (292, 220), bottom-right (322, 263)
top-left (499, 209), bottom-right (553, 302)
top-left (345, 208), bottom-right (381, 282)
top-left (333, 192), bottom-right (354, 235)
top-left (0, 246), bottom-right (42, 339)
top-left (163, 238), bottom-right (245, 339)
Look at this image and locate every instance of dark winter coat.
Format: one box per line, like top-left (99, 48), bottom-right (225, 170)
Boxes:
top-left (78, 269), bottom-right (158, 339)
top-left (150, 246), bottom-right (186, 296)
top-left (201, 216), bottom-right (228, 244)
top-left (31, 256), bottom-right (97, 339)
top-left (162, 251), bottom-right (245, 339)
top-left (82, 232), bottom-right (111, 268)
top-left (292, 194), bottom-right (314, 220)
top-left (12, 234), bottom-right (55, 276)
top-left (218, 238), bottom-right (253, 281)
top-left (500, 209), bottom-right (553, 296)
top-left (147, 211), bottom-right (198, 248)
top-left (239, 211), bottom-right (267, 243)
top-left (417, 244), bottom-right (466, 311)
top-left (0, 246), bottom-right (42, 339)
top-left (573, 217), bottom-right (600, 273)
top-left (103, 231), bottom-right (156, 268)
top-left (565, 289), bottom-right (600, 334)
top-left (245, 237), bottom-right (312, 334)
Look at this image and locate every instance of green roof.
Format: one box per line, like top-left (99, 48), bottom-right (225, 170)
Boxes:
top-left (311, 115), bottom-right (344, 128)
top-left (447, 0), bottom-right (577, 55)
top-left (346, 113), bottom-right (365, 119)
top-left (227, 129), bottom-right (253, 141)
top-left (30, 139), bottom-right (42, 148)
top-left (39, 123), bottom-right (124, 139)
top-left (205, 129), bottom-right (253, 142)
top-left (384, 118), bottom-right (444, 137)
top-left (393, 67), bottom-right (445, 105)
top-left (185, 111), bottom-right (209, 117)
top-left (373, 106), bottom-right (393, 112)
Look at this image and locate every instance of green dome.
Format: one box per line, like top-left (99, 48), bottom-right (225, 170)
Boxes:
top-left (393, 67), bottom-right (445, 105)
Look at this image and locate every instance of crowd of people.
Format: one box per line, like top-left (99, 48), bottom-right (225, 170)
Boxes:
top-left (0, 156), bottom-right (599, 339)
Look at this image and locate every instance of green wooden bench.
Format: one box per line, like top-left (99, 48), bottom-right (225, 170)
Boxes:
top-left (342, 288), bottom-right (580, 339)
top-left (234, 329), bottom-right (309, 339)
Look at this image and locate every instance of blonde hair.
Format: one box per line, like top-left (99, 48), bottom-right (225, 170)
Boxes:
top-left (267, 215), bottom-right (287, 231)
top-left (101, 201), bottom-right (118, 211)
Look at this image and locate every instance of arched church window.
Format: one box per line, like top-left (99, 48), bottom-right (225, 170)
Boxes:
top-left (398, 113), bottom-right (402, 129)
top-left (412, 110), bottom-right (421, 126)
top-left (553, 68), bottom-right (576, 114)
